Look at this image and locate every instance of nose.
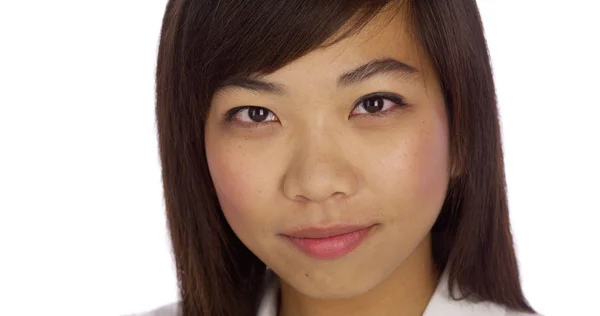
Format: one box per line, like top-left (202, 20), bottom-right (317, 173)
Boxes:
top-left (282, 129), bottom-right (359, 204)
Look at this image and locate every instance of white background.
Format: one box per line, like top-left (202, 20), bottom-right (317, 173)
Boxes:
top-left (0, 1), bottom-right (598, 315)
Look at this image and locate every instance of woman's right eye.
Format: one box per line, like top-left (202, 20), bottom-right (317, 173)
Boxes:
top-left (225, 106), bottom-right (279, 127)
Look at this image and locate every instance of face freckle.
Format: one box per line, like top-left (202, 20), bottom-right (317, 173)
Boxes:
top-left (205, 5), bottom-right (449, 301)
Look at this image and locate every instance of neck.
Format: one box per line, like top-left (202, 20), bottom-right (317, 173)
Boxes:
top-left (278, 234), bottom-right (440, 316)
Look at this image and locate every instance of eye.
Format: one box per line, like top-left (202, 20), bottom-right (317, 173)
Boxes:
top-left (350, 92), bottom-right (406, 117)
top-left (227, 106), bottom-right (279, 126)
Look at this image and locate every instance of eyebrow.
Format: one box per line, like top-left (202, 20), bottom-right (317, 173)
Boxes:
top-left (218, 58), bottom-right (419, 95)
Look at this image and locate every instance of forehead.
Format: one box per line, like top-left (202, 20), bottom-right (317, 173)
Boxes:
top-left (259, 5), bottom-right (433, 86)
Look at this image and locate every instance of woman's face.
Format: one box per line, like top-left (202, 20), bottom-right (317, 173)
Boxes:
top-left (205, 8), bottom-right (449, 299)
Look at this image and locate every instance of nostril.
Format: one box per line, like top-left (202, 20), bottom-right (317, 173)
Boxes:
top-left (293, 195), bottom-right (311, 203)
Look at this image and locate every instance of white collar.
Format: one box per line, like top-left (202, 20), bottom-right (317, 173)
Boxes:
top-left (421, 270), bottom-right (507, 316)
top-left (256, 268), bottom-right (509, 316)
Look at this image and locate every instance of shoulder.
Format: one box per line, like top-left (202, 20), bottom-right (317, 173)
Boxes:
top-left (464, 300), bottom-right (542, 316)
top-left (504, 310), bottom-right (543, 316)
top-left (125, 302), bottom-right (181, 316)
top-left (426, 293), bottom-right (542, 316)
top-left (423, 270), bottom-right (541, 316)
top-left (128, 270), bottom-right (277, 316)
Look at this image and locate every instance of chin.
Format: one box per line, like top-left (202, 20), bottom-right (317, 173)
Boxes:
top-left (277, 259), bottom-right (398, 300)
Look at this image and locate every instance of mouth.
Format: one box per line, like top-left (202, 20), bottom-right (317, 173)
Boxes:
top-left (280, 224), bottom-right (378, 260)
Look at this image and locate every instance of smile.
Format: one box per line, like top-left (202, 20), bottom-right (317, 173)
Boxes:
top-left (281, 224), bottom-right (377, 260)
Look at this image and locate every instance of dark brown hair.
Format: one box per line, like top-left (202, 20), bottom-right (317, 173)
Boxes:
top-left (155, 0), bottom-right (536, 315)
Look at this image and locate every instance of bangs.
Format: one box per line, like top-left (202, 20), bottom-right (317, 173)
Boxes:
top-left (174, 0), bottom-right (402, 91)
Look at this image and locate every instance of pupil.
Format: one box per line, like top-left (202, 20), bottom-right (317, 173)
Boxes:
top-left (365, 97), bottom-right (384, 113)
top-left (248, 107), bottom-right (268, 122)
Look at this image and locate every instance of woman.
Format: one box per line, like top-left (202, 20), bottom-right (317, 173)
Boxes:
top-left (138, 0), bottom-right (540, 315)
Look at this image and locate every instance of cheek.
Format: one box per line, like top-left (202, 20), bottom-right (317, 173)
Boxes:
top-left (373, 114), bottom-right (450, 219)
top-left (411, 120), bottom-right (450, 201)
top-left (205, 139), bottom-right (271, 236)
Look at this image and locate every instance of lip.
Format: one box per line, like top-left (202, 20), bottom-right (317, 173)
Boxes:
top-left (281, 224), bottom-right (377, 260)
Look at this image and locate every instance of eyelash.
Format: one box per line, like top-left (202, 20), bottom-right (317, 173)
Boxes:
top-left (224, 92), bottom-right (407, 128)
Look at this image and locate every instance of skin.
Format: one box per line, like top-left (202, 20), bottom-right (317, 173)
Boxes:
top-left (205, 5), bottom-right (450, 316)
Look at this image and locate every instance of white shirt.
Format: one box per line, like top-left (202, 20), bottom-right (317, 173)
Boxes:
top-left (132, 269), bottom-right (540, 316)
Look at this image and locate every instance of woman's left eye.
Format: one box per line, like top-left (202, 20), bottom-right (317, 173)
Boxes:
top-left (351, 93), bottom-right (405, 117)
